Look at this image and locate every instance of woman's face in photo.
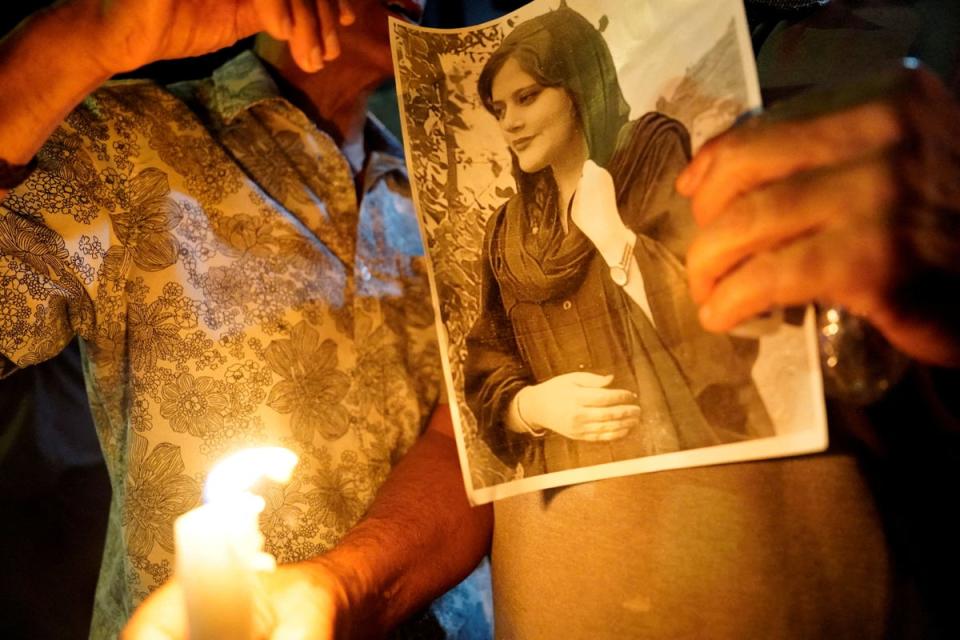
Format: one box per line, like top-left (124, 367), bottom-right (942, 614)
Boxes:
top-left (489, 56), bottom-right (583, 174)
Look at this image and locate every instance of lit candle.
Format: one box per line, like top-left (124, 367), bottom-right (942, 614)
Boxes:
top-left (174, 447), bottom-right (298, 640)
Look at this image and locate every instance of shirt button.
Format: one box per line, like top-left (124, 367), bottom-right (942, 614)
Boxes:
top-left (531, 225), bottom-right (539, 235)
top-left (359, 264), bottom-right (372, 281)
top-left (578, 363), bottom-right (586, 370)
top-left (562, 300), bottom-right (572, 310)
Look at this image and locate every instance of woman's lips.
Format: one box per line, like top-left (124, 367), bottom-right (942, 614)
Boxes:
top-left (512, 135), bottom-right (534, 152)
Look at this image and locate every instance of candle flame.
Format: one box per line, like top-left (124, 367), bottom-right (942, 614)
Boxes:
top-left (203, 447), bottom-right (298, 505)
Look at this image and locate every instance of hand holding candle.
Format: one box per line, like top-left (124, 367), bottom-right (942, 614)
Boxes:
top-left (174, 447), bottom-right (298, 640)
top-left (122, 447), bottom-right (305, 640)
top-left (121, 551), bottom-right (352, 640)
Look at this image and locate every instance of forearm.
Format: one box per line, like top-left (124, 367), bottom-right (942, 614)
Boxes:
top-left (315, 404), bottom-right (492, 636)
top-left (0, 9), bottom-right (110, 196)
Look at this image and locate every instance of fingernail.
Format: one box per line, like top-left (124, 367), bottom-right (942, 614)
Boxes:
top-left (324, 35), bottom-right (341, 61)
top-left (310, 46), bottom-right (324, 70)
top-left (698, 303), bottom-right (715, 328)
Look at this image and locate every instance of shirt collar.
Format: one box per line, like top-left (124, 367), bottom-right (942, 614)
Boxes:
top-left (170, 51), bottom-right (409, 190)
top-left (166, 50), bottom-right (284, 126)
top-left (205, 50), bottom-right (284, 123)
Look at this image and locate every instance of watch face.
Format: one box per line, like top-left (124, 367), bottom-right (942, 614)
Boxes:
top-left (610, 266), bottom-right (628, 287)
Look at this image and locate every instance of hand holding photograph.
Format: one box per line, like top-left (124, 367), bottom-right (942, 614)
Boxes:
top-left (390, 0), bottom-right (828, 504)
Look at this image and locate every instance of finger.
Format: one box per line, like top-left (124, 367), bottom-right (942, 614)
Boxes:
top-left (120, 581), bottom-right (185, 640)
top-left (289, 0), bottom-right (324, 71)
top-left (336, 0), bottom-right (356, 26)
top-left (686, 156), bottom-right (891, 304)
top-left (675, 136), bottom-right (715, 197)
top-left (677, 108), bottom-right (765, 195)
top-left (569, 406), bottom-right (641, 437)
top-left (566, 372), bottom-right (615, 388)
top-left (576, 386), bottom-right (639, 408)
top-left (578, 427), bottom-right (631, 442)
top-left (272, 616), bottom-right (335, 640)
top-left (698, 225), bottom-right (895, 333)
top-left (683, 100), bottom-right (905, 227)
top-left (690, 153), bottom-right (898, 306)
top-left (265, 564), bottom-right (338, 640)
top-left (120, 628), bottom-right (174, 640)
top-left (252, 0), bottom-right (294, 39)
top-left (570, 414), bottom-right (640, 438)
top-left (314, 0), bottom-right (341, 61)
top-left (596, 403), bottom-right (643, 422)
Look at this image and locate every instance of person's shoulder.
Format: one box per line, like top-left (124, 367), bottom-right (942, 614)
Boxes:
top-left (1, 78), bottom-right (196, 227)
top-left (630, 111), bottom-right (686, 129)
top-left (615, 112), bottom-right (691, 153)
top-left (41, 78), bottom-right (199, 157)
top-left (606, 112), bottom-right (692, 185)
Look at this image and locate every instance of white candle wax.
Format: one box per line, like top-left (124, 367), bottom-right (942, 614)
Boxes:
top-left (174, 447), bottom-right (298, 640)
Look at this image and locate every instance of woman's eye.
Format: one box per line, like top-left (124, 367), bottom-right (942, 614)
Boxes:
top-left (518, 89), bottom-right (540, 105)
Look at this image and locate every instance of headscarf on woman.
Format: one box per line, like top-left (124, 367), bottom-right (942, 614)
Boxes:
top-left (478, 3), bottom-right (630, 167)
top-left (474, 4), bottom-right (688, 306)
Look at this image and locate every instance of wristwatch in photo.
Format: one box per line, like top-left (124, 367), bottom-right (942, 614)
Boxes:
top-left (608, 235), bottom-right (635, 286)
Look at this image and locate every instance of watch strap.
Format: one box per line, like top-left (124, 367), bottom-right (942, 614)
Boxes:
top-left (608, 234), bottom-right (635, 287)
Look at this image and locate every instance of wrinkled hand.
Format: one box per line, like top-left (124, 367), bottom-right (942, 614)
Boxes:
top-left (51, 0), bottom-right (355, 76)
top-left (678, 65), bottom-right (960, 366)
top-left (570, 160), bottom-right (631, 263)
top-left (121, 557), bottom-right (355, 640)
top-left (519, 372), bottom-right (640, 441)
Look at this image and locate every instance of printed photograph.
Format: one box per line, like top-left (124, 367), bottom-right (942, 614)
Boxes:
top-left (391, 0), bottom-right (828, 503)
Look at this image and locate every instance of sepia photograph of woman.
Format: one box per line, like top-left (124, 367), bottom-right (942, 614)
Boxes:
top-left (463, 3), bottom-right (773, 477)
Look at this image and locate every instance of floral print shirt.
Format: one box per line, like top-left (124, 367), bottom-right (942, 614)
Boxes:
top-left (0, 52), bottom-right (456, 638)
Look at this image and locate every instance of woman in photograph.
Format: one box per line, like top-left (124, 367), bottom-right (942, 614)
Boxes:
top-left (463, 4), bottom-right (772, 475)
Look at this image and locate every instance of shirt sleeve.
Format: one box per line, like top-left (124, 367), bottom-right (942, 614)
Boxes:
top-left (463, 212), bottom-right (536, 469)
top-left (0, 95), bottom-right (120, 375)
top-left (0, 211), bottom-right (92, 376)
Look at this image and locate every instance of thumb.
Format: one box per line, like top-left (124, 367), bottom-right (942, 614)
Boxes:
top-left (269, 602), bottom-right (336, 640)
top-left (120, 582), bottom-right (184, 640)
